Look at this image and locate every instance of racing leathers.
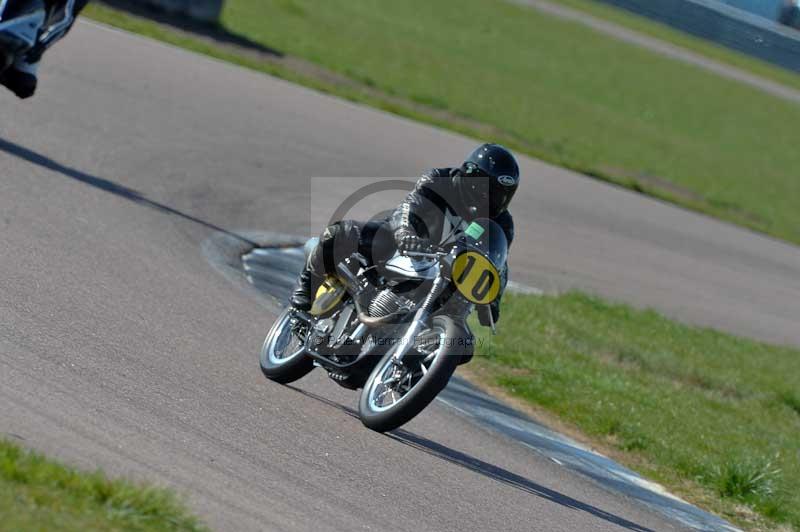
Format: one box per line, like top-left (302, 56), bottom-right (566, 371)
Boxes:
top-left (291, 168), bottom-right (514, 322)
top-left (1, 0), bottom-right (90, 98)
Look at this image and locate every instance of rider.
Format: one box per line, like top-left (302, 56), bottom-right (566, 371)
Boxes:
top-left (290, 143), bottom-right (519, 323)
top-left (1, 0), bottom-right (89, 99)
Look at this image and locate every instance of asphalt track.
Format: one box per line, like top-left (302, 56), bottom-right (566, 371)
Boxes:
top-left (236, 243), bottom-right (733, 531)
top-left (2, 20), bottom-right (799, 531)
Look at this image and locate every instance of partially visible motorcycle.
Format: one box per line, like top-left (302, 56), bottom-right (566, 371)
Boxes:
top-left (0, 0), bottom-right (75, 75)
top-left (260, 218), bottom-right (507, 433)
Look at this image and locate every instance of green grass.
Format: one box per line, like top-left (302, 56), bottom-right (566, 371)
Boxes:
top-left (469, 292), bottom-right (800, 530)
top-left (550, 0), bottom-right (800, 92)
top-left (0, 439), bottom-right (204, 531)
top-left (85, 0), bottom-right (800, 245)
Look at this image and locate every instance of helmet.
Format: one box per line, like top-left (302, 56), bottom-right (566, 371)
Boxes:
top-left (453, 143), bottom-right (519, 218)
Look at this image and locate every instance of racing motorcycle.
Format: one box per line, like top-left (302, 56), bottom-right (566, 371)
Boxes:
top-left (260, 218), bottom-right (507, 433)
top-left (0, 0), bottom-right (73, 76)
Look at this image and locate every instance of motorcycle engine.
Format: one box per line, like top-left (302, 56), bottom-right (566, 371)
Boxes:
top-left (309, 318), bottom-right (335, 348)
top-left (369, 289), bottom-right (412, 317)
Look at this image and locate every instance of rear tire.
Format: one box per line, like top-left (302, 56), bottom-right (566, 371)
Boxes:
top-left (358, 316), bottom-right (466, 432)
top-left (259, 307), bottom-right (314, 384)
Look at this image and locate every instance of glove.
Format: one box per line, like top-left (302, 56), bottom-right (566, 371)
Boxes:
top-left (395, 229), bottom-right (430, 254)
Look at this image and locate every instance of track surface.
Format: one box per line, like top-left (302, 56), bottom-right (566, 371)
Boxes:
top-left (2, 20), bottom-right (798, 531)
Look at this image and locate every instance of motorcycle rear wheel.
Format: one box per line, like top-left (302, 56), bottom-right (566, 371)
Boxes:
top-left (260, 307), bottom-right (314, 384)
top-left (358, 316), bottom-right (465, 432)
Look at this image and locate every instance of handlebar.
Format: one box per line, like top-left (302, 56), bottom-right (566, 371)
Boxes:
top-left (402, 249), bottom-right (448, 259)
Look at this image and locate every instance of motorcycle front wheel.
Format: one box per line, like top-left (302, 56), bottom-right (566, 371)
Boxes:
top-left (358, 316), bottom-right (466, 432)
top-left (259, 307), bottom-right (314, 384)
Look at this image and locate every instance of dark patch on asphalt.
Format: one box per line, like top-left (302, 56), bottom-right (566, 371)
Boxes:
top-left (201, 230), bottom-right (305, 308)
top-left (242, 246), bottom-right (306, 301)
top-left (0, 136), bottom-right (258, 247)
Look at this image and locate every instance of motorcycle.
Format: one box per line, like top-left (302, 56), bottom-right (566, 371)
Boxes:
top-left (0, 0), bottom-right (74, 75)
top-left (260, 218), bottom-right (507, 432)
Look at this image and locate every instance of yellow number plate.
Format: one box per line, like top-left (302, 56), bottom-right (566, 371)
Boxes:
top-left (452, 251), bottom-right (501, 305)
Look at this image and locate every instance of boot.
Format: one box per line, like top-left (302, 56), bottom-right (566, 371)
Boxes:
top-left (289, 268), bottom-right (314, 311)
top-left (1, 57), bottom-right (39, 99)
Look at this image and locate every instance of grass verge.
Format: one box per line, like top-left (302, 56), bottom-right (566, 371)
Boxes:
top-left (84, 0), bottom-right (800, 246)
top-left (549, 0), bottom-right (800, 92)
top-left (465, 292), bottom-right (800, 531)
top-left (0, 439), bottom-right (204, 531)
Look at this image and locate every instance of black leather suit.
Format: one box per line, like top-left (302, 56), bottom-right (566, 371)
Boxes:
top-left (30, 0), bottom-right (89, 58)
top-left (306, 169), bottom-right (514, 320)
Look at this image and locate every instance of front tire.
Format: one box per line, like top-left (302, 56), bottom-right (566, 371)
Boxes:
top-left (260, 307), bottom-right (314, 384)
top-left (358, 316), bottom-right (467, 432)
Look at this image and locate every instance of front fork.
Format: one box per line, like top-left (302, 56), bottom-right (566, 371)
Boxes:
top-left (390, 275), bottom-right (447, 364)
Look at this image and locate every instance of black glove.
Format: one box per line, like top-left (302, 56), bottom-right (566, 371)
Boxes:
top-left (395, 229), bottom-right (430, 254)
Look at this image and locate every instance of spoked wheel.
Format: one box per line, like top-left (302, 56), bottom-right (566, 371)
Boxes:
top-left (259, 307), bottom-right (314, 384)
top-left (358, 316), bottom-right (464, 432)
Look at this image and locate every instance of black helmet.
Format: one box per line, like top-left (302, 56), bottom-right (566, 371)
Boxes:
top-left (454, 143), bottom-right (519, 218)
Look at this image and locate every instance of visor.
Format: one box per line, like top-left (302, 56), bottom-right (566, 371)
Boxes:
top-left (458, 163), bottom-right (516, 217)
